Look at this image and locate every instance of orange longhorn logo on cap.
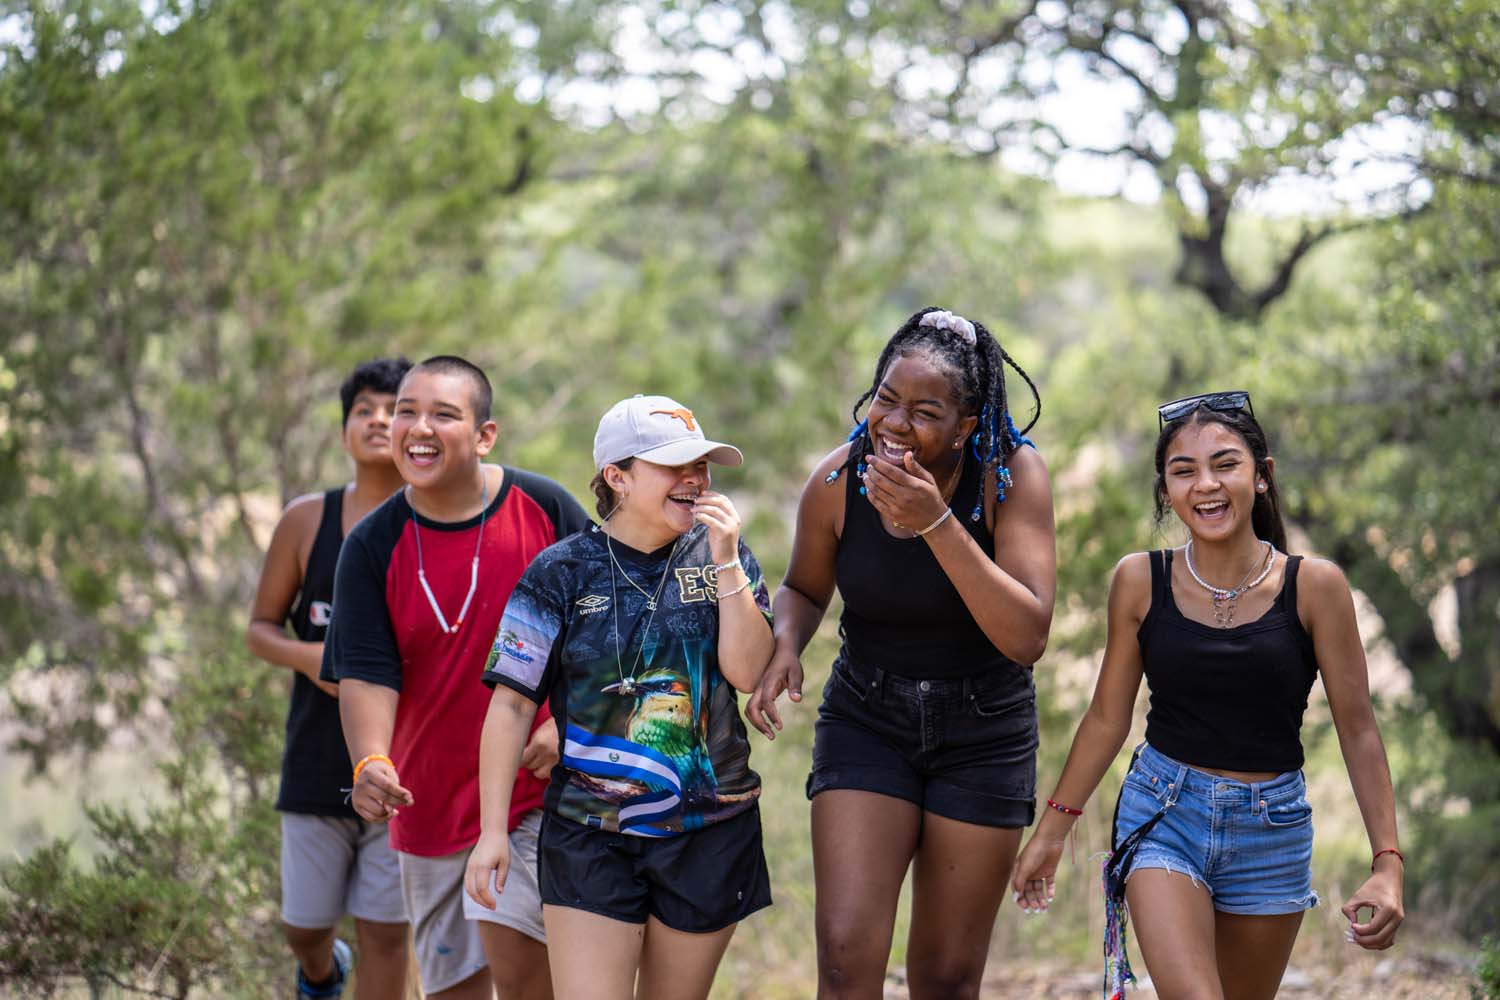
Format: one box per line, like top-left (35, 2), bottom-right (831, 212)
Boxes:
top-left (650, 407), bottom-right (697, 431)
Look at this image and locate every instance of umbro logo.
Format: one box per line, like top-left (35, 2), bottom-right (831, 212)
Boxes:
top-left (576, 594), bottom-right (611, 616)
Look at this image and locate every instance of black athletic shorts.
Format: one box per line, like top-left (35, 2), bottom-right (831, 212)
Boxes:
top-left (537, 804), bottom-right (772, 933)
top-left (807, 652), bottom-right (1038, 828)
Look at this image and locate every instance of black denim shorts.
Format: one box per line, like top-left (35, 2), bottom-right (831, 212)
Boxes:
top-left (537, 803), bottom-right (772, 933)
top-left (807, 652), bottom-right (1038, 828)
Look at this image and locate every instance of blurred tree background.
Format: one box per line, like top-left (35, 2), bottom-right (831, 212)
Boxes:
top-left (1, 0), bottom-right (1496, 995)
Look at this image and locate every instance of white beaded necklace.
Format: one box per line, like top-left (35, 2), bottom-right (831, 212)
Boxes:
top-left (1184, 539), bottom-right (1274, 628)
top-left (407, 472), bottom-right (488, 635)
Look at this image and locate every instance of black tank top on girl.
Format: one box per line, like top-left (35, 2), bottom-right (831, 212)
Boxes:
top-left (1138, 549), bottom-right (1320, 772)
top-left (276, 487), bottom-right (357, 816)
top-left (835, 449), bottom-right (1022, 681)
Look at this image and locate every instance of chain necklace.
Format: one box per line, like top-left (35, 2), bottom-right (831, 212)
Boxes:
top-left (604, 532), bottom-right (680, 696)
top-left (606, 531), bottom-right (670, 611)
top-left (1184, 539), bottom-right (1275, 628)
top-left (408, 471), bottom-right (488, 634)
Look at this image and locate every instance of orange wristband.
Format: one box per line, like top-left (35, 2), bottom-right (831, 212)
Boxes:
top-left (353, 753), bottom-right (394, 786)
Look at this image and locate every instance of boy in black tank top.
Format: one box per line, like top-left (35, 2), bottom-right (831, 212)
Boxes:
top-left (1013, 392), bottom-right (1404, 1000)
top-left (247, 357), bottom-right (412, 999)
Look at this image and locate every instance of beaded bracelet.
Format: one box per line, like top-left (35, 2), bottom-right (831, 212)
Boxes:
top-left (714, 559), bottom-right (743, 575)
top-left (352, 753), bottom-right (394, 786)
top-left (1371, 848), bottom-right (1405, 870)
top-left (1046, 798), bottom-right (1083, 817)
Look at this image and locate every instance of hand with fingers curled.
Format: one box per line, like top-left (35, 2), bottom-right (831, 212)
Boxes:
top-left (1341, 868), bottom-right (1404, 950)
top-left (520, 721), bottom-right (559, 781)
top-left (745, 646), bottom-right (804, 741)
top-left (691, 490), bottom-right (743, 566)
top-left (1010, 831), bottom-right (1064, 915)
top-left (860, 452), bottom-right (950, 533)
top-left (464, 829), bottom-right (511, 912)
top-left (351, 755), bottom-right (414, 824)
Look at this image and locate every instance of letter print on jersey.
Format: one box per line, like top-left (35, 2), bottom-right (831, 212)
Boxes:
top-left (484, 523), bottom-right (771, 836)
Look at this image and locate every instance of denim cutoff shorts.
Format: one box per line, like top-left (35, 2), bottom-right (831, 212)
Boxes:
top-left (1113, 742), bottom-right (1320, 914)
top-left (807, 652), bottom-right (1038, 828)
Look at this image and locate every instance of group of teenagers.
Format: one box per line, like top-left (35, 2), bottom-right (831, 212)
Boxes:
top-left (249, 306), bottom-right (1405, 1000)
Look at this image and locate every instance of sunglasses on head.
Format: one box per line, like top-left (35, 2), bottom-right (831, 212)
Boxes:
top-left (1157, 390), bottom-right (1253, 430)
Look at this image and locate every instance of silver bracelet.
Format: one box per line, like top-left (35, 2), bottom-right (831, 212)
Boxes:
top-left (717, 578), bottom-right (752, 601)
top-left (713, 558), bottom-right (743, 575)
top-left (914, 508), bottom-right (953, 536)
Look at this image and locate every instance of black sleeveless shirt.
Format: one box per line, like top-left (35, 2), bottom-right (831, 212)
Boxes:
top-left (835, 450), bottom-right (1023, 680)
top-left (1138, 549), bottom-right (1320, 772)
top-left (276, 488), bottom-right (357, 816)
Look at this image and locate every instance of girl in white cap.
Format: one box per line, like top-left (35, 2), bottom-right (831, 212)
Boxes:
top-left (465, 394), bottom-right (775, 1000)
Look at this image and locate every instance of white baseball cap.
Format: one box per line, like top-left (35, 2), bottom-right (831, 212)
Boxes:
top-left (592, 395), bottom-right (744, 470)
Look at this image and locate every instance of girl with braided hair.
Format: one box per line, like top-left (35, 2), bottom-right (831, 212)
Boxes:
top-left (747, 307), bottom-right (1056, 997)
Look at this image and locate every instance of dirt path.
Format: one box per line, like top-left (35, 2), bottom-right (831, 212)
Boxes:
top-left (878, 953), bottom-right (1478, 998)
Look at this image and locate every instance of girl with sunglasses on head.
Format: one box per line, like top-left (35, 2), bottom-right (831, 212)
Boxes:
top-left (1012, 391), bottom-right (1404, 1000)
top-left (746, 307), bottom-right (1056, 998)
top-left (466, 395), bottom-right (775, 1000)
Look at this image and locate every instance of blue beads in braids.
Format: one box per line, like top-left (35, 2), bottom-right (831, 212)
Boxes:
top-left (851, 420), bottom-right (870, 494)
top-left (826, 419), bottom-right (869, 486)
top-left (967, 408), bottom-right (1029, 520)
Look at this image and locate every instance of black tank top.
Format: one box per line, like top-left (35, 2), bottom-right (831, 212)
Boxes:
top-left (835, 451), bottom-right (1022, 680)
top-left (276, 488), bottom-right (357, 815)
top-left (1139, 549), bottom-right (1319, 772)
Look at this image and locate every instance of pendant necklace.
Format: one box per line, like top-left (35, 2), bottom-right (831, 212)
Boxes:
top-left (1184, 539), bottom-right (1274, 628)
top-left (409, 471), bottom-right (488, 634)
top-left (604, 532), bottom-right (680, 696)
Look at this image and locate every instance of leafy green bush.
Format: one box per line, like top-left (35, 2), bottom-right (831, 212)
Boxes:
top-left (1473, 937), bottom-right (1500, 1000)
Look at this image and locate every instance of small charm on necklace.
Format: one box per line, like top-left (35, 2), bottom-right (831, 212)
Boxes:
top-left (605, 677), bottom-right (639, 697)
top-left (645, 599), bottom-right (657, 611)
top-left (970, 504), bottom-right (982, 522)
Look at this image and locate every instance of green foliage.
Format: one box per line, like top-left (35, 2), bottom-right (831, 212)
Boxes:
top-left (5, 0), bottom-right (1500, 992)
top-left (0, 745), bottom-right (279, 998)
top-left (1475, 937), bottom-right (1500, 1000)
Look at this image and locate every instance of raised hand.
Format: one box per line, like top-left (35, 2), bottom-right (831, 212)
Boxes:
top-left (861, 452), bottom-right (950, 533)
top-left (691, 490), bottom-right (742, 565)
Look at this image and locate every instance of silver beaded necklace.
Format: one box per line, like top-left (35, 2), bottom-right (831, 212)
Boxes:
top-left (1184, 539), bottom-right (1275, 628)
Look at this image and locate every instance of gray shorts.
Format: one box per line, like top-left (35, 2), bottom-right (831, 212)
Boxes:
top-left (280, 813), bottom-right (407, 928)
top-left (398, 811), bottom-right (546, 994)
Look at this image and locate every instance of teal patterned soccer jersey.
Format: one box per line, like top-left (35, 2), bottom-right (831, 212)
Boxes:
top-left (483, 523), bottom-right (771, 836)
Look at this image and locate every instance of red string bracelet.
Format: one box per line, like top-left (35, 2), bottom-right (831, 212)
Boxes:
top-left (1371, 848), bottom-right (1404, 870)
top-left (1047, 798), bottom-right (1083, 817)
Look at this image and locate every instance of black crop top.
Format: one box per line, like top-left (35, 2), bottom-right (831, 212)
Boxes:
top-left (835, 450), bottom-right (1022, 681)
top-left (1138, 549), bottom-right (1320, 772)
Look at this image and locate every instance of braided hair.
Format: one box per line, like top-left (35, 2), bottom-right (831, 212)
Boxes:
top-left (843, 306), bottom-right (1041, 523)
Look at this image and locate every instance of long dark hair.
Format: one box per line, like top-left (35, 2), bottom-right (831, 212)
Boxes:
top-left (1152, 407), bottom-right (1288, 552)
top-left (847, 306), bottom-right (1041, 520)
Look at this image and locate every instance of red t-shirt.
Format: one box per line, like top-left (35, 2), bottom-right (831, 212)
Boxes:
top-left (323, 467), bottom-right (588, 856)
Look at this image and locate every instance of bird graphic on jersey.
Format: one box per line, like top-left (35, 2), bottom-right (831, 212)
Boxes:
top-left (601, 665), bottom-right (719, 817)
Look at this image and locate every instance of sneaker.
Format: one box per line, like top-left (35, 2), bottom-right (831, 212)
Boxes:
top-left (296, 937), bottom-right (352, 998)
